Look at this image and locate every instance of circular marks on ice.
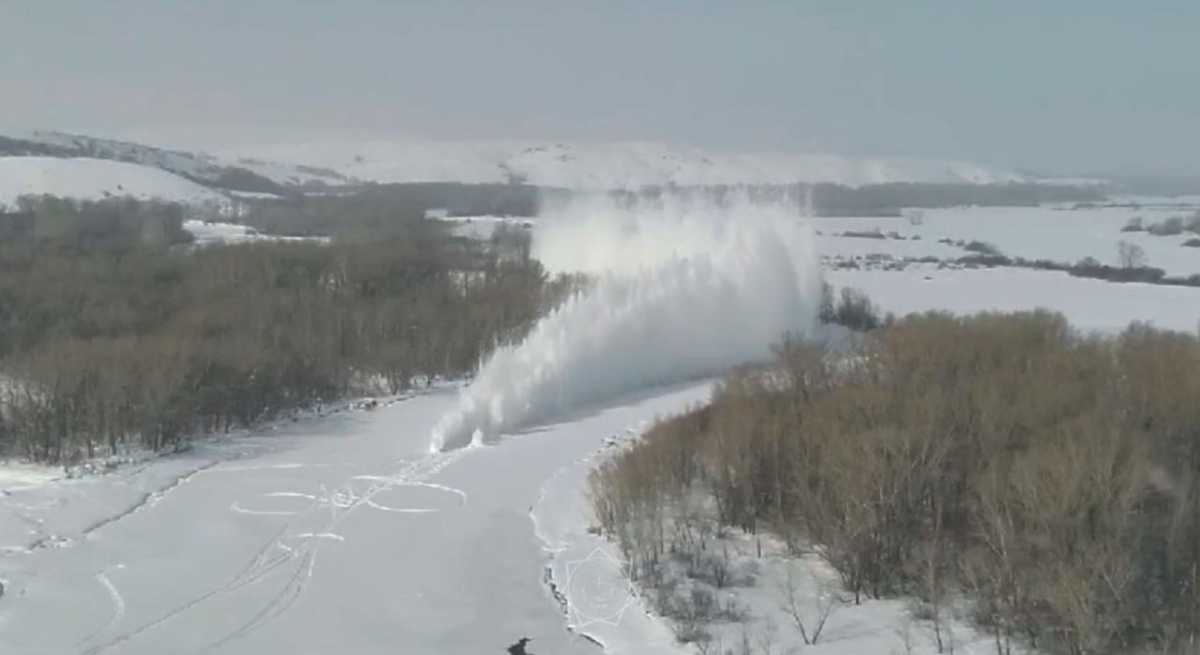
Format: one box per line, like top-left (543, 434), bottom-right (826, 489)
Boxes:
top-left (228, 473), bottom-right (467, 519)
top-left (345, 475), bottom-right (467, 515)
top-left (562, 547), bottom-right (640, 629)
top-left (229, 492), bottom-right (315, 517)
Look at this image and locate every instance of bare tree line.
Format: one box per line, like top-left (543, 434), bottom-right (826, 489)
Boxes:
top-left (0, 195), bottom-right (582, 463)
top-left (590, 310), bottom-right (1200, 654)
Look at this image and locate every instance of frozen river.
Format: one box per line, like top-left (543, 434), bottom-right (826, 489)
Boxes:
top-left (0, 382), bottom-right (713, 655)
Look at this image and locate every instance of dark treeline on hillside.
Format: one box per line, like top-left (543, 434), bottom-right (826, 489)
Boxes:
top-left (591, 311), bottom-right (1200, 655)
top-left (240, 183), bottom-right (554, 237)
top-left (0, 134), bottom-right (289, 196)
top-left (1111, 175), bottom-right (1200, 198)
top-left (238, 180), bottom-right (1103, 238)
top-left (809, 182), bottom-right (1103, 216)
top-left (0, 196), bottom-right (580, 464)
top-left (626, 182), bottom-right (1102, 217)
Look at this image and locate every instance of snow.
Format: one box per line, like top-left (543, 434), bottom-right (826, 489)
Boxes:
top-left (814, 200), bottom-right (1200, 333)
top-left (224, 139), bottom-right (1029, 189)
top-left (815, 201), bottom-right (1200, 277)
top-left (432, 193), bottom-right (822, 450)
top-left (6, 130), bottom-right (219, 182)
top-left (227, 190), bottom-right (284, 200)
top-left (532, 414), bottom-right (699, 655)
top-left (0, 382), bottom-right (719, 655)
top-left (532, 400), bottom-right (1020, 655)
top-left (433, 214), bottom-right (535, 241)
top-left (4, 130), bottom-right (349, 189)
top-left (828, 265), bottom-right (1200, 333)
top-left (227, 157), bottom-right (353, 188)
top-left (0, 157), bottom-right (227, 209)
top-left (183, 220), bottom-right (331, 247)
top-left (5, 190), bottom-right (1197, 655)
top-left (0, 462), bottom-right (61, 493)
top-left (4, 129), bottom-right (1101, 194)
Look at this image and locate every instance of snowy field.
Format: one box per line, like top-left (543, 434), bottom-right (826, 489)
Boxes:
top-left (828, 266), bottom-right (1200, 333)
top-left (817, 200), bottom-right (1200, 333)
top-left (816, 200), bottom-right (1200, 277)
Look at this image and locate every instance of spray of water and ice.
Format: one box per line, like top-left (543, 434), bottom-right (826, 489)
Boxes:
top-left (430, 191), bottom-right (822, 451)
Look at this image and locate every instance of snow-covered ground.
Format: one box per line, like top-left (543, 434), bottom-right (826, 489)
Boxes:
top-left (224, 139), bottom-right (1029, 189)
top-left (0, 157), bottom-right (227, 209)
top-left (828, 266), bottom-right (1200, 333)
top-left (815, 201), bottom-right (1200, 276)
top-left (431, 213), bottom-right (535, 241)
top-left (3, 130), bottom-right (350, 189)
top-left (0, 463), bottom-right (62, 495)
top-left (534, 434), bottom-right (1016, 655)
top-left (815, 200), bottom-right (1200, 333)
top-left (183, 220), bottom-right (331, 247)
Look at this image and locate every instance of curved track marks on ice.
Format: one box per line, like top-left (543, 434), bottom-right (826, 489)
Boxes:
top-left (229, 501), bottom-right (300, 517)
top-left (82, 448), bottom-right (471, 655)
top-left (75, 565), bottom-right (127, 649)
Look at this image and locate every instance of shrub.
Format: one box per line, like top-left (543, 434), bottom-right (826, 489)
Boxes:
top-left (962, 240), bottom-right (1002, 256)
top-left (1118, 240), bottom-right (1148, 268)
top-left (0, 195), bottom-right (577, 462)
top-left (592, 310), bottom-right (1200, 655)
top-left (956, 253), bottom-right (1012, 267)
top-left (829, 287), bottom-right (882, 331)
top-left (1148, 216), bottom-right (1185, 236)
top-left (1120, 216), bottom-right (1145, 232)
top-left (840, 229), bottom-right (886, 240)
top-left (1186, 211), bottom-right (1200, 234)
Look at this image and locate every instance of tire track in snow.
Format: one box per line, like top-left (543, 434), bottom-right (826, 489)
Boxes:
top-left (75, 565), bottom-right (127, 649)
top-left (193, 449), bottom-right (472, 652)
top-left (84, 446), bottom-right (471, 655)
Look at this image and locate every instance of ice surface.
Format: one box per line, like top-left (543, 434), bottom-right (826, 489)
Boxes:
top-left (0, 383), bottom-right (719, 654)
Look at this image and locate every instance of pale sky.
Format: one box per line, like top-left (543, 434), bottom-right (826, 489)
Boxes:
top-left (2, 1), bottom-right (1198, 175)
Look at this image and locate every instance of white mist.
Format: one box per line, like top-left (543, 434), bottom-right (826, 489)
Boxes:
top-left (431, 191), bottom-right (821, 451)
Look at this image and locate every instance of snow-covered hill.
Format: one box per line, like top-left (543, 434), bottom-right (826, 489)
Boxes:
top-left (227, 139), bottom-right (1029, 189)
top-left (1, 129), bottom-right (1089, 204)
top-left (1, 130), bottom-right (349, 192)
top-left (0, 157), bottom-right (228, 208)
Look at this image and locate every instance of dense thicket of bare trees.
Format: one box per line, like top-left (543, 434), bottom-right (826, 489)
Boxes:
top-left (591, 312), bottom-right (1200, 654)
top-left (0, 196), bottom-right (578, 463)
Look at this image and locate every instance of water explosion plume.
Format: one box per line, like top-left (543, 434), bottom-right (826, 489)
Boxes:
top-left (431, 191), bottom-right (821, 451)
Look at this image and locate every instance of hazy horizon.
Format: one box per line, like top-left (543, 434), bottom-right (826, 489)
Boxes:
top-left (3, 2), bottom-right (1198, 176)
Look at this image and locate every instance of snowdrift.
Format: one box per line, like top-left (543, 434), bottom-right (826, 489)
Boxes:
top-left (431, 192), bottom-right (821, 451)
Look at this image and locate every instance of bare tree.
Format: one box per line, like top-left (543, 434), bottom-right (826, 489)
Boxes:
top-left (777, 562), bottom-right (843, 645)
top-left (1118, 240), bottom-right (1148, 269)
